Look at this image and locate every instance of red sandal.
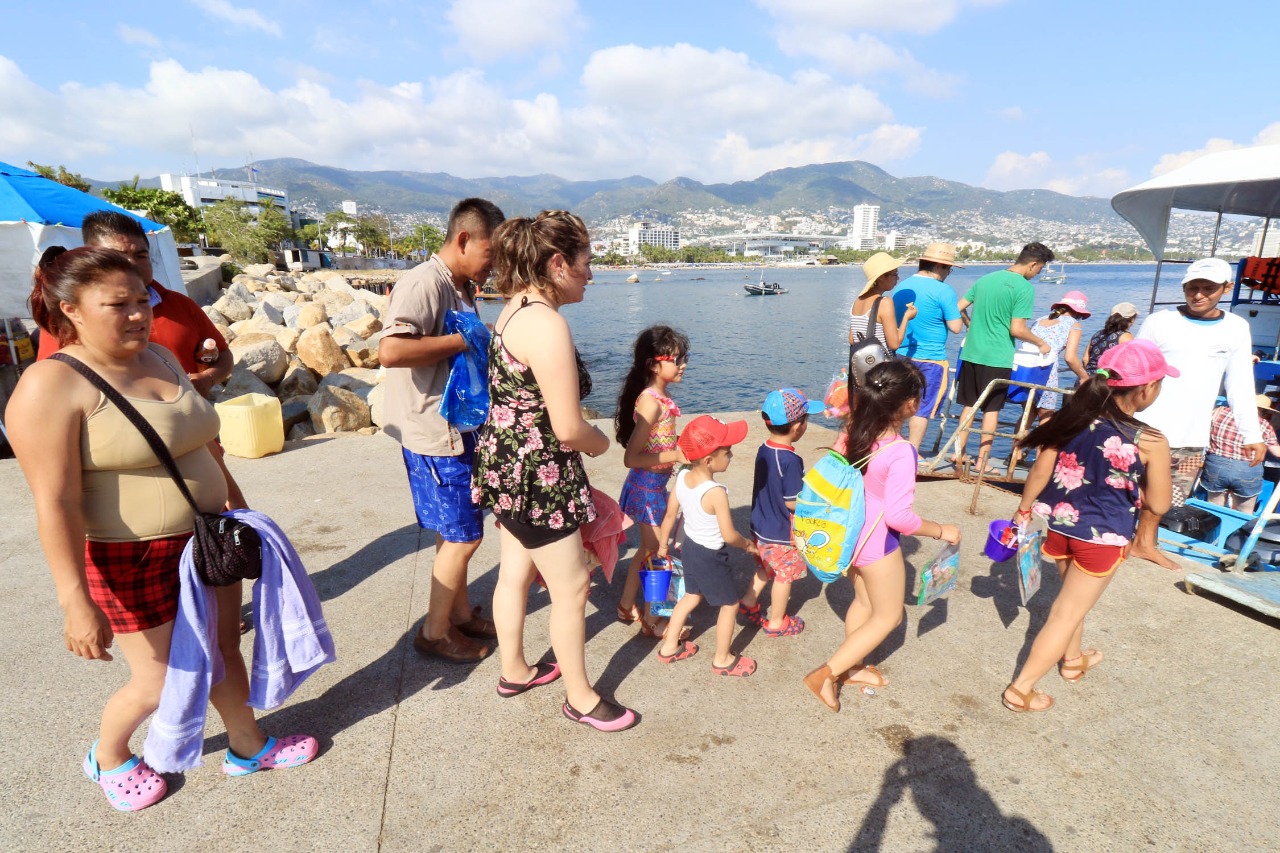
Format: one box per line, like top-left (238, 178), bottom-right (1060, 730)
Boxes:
top-left (656, 640), bottom-right (699, 663)
top-left (712, 654), bottom-right (757, 677)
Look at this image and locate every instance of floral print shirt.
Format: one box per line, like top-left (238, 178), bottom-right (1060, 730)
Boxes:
top-left (471, 298), bottom-right (596, 530)
top-left (1032, 417), bottom-right (1145, 545)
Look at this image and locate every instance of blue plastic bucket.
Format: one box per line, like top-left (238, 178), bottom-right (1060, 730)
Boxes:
top-left (984, 520), bottom-right (1018, 563)
top-left (641, 558), bottom-right (674, 603)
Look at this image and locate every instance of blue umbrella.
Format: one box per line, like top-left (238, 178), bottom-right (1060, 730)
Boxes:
top-left (0, 160), bottom-right (165, 231)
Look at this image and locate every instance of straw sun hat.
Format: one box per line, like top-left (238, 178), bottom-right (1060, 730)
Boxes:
top-left (859, 252), bottom-right (905, 296)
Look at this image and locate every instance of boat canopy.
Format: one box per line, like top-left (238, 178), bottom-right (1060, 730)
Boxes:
top-left (1111, 145), bottom-right (1280, 260)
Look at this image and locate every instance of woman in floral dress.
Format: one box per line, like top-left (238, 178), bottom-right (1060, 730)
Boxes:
top-left (471, 210), bottom-right (638, 732)
top-left (1000, 340), bottom-right (1174, 713)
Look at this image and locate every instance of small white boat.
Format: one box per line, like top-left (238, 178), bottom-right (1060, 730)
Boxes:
top-left (744, 273), bottom-right (788, 296)
top-left (1039, 263), bottom-right (1067, 285)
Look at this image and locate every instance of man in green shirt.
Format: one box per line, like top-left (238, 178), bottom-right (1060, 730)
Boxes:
top-left (952, 242), bottom-right (1055, 472)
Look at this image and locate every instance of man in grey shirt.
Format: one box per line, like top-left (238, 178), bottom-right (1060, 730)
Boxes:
top-left (380, 198), bottom-right (504, 661)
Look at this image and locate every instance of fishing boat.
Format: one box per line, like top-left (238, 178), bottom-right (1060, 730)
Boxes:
top-left (744, 272), bottom-right (788, 296)
top-left (1039, 263), bottom-right (1068, 285)
top-left (1111, 143), bottom-right (1280, 618)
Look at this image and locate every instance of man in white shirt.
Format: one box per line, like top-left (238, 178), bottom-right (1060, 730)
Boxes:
top-left (1132, 257), bottom-right (1264, 569)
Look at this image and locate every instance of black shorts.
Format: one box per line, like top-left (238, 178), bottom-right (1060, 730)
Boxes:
top-left (680, 538), bottom-right (741, 607)
top-left (957, 362), bottom-right (1012, 412)
top-left (495, 512), bottom-right (579, 550)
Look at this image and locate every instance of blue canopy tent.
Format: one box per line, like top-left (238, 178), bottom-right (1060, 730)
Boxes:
top-left (0, 160), bottom-right (183, 317)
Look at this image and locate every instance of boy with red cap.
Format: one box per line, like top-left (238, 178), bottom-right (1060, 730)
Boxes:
top-left (655, 415), bottom-right (759, 677)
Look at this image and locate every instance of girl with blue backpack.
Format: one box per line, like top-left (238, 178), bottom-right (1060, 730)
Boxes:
top-left (804, 361), bottom-right (963, 712)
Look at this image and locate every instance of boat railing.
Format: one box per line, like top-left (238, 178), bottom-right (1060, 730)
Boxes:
top-left (920, 374), bottom-right (1075, 513)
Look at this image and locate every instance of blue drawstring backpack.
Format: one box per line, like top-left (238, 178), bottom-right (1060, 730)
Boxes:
top-left (793, 445), bottom-right (892, 583)
top-left (439, 310), bottom-right (491, 430)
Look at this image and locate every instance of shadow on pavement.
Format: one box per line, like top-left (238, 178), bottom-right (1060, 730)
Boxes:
top-left (849, 734), bottom-right (1053, 852)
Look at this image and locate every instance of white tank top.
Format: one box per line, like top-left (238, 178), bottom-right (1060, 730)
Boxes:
top-left (675, 469), bottom-right (726, 549)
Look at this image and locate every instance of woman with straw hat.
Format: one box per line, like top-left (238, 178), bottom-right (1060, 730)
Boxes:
top-left (849, 252), bottom-right (915, 353)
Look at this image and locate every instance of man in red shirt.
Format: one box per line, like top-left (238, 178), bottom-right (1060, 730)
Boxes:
top-left (37, 211), bottom-right (233, 396)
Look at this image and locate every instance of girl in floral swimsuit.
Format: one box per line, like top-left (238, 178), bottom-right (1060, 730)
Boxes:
top-left (1002, 340), bottom-right (1175, 714)
top-left (613, 325), bottom-right (689, 635)
top-left (471, 210), bottom-right (638, 733)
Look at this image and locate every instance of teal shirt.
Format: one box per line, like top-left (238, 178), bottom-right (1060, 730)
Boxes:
top-left (961, 269), bottom-right (1035, 368)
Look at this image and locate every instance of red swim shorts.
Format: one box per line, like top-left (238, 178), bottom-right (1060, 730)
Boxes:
top-left (755, 540), bottom-right (808, 585)
top-left (84, 534), bottom-right (190, 633)
top-left (1042, 530), bottom-right (1127, 578)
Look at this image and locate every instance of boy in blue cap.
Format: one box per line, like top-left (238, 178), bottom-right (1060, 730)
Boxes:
top-left (737, 388), bottom-right (823, 636)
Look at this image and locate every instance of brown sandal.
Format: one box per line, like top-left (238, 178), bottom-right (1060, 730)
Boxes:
top-left (1059, 649), bottom-right (1104, 683)
top-left (838, 663), bottom-right (888, 689)
top-left (804, 664), bottom-right (840, 712)
top-left (1002, 684), bottom-right (1054, 713)
top-left (616, 604), bottom-right (640, 625)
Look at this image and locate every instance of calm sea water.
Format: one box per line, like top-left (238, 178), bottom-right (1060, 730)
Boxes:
top-left (555, 264), bottom-right (1164, 435)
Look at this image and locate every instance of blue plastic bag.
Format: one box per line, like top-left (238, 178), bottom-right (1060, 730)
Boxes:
top-left (439, 310), bottom-right (491, 430)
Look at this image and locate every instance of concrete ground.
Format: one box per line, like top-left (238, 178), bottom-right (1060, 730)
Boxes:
top-left (1, 416), bottom-right (1277, 852)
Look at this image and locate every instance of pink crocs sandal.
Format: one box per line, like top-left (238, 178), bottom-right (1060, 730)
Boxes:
top-left (223, 734), bottom-right (319, 777)
top-left (84, 741), bottom-right (167, 812)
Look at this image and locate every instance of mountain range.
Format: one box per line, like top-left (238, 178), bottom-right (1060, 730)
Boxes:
top-left (105, 158), bottom-right (1116, 224)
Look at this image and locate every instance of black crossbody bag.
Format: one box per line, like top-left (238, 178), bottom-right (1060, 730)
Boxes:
top-left (52, 353), bottom-right (262, 586)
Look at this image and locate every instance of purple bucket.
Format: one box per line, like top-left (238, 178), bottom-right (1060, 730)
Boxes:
top-left (984, 520), bottom-right (1018, 562)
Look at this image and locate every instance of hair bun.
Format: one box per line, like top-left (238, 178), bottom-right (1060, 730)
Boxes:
top-left (38, 245), bottom-right (68, 268)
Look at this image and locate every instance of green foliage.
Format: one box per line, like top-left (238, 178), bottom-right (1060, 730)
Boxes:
top-left (101, 179), bottom-right (201, 242)
top-left (396, 223), bottom-right (444, 259)
top-left (203, 199), bottom-right (294, 264)
top-left (353, 215), bottom-right (389, 256)
top-left (26, 161), bottom-right (92, 193)
top-left (321, 211), bottom-right (356, 255)
top-left (220, 261), bottom-right (243, 282)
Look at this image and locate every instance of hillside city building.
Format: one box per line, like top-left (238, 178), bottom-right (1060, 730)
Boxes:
top-left (160, 173), bottom-right (294, 222)
top-left (850, 204), bottom-right (880, 251)
top-left (627, 221), bottom-right (681, 255)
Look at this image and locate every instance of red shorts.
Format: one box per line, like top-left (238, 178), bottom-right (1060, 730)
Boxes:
top-left (755, 540), bottom-right (807, 585)
top-left (84, 535), bottom-right (190, 633)
top-left (1042, 530), bottom-right (1126, 578)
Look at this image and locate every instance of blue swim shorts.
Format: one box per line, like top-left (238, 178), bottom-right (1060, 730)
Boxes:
top-left (911, 359), bottom-right (949, 419)
top-left (401, 433), bottom-right (483, 542)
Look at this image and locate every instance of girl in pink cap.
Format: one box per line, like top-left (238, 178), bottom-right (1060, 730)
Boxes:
top-left (1002, 339), bottom-right (1175, 713)
top-left (1029, 290), bottom-right (1091, 424)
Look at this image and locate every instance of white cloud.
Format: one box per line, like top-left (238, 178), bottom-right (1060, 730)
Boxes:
top-left (0, 48), bottom-right (915, 186)
top-left (446, 0), bottom-right (583, 58)
top-left (189, 0), bottom-right (282, 37)
top-left (997, 106), bottom-right (1023, 120)
top-left (773, 28), bottom-right (959, 97)
top-left (756, 0), bottom-right (1011, 35)
top-left (1152, 123), bottom-right (1280, 176)
top-left (116, 25), bottom-right (160, 47)
top-left (984, 150), bottom-right (1131, 197)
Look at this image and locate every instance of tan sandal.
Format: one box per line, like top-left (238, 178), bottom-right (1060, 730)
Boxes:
top-left (1059, 649), bottom-right (1104, 683)
top-left (804, 664), bottom-right (840, 712)
top-left (1002, 684), bottom-right (1054, 713)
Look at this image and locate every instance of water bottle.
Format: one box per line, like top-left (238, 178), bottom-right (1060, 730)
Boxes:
top-left (197, 338), bottom-right (219, 365)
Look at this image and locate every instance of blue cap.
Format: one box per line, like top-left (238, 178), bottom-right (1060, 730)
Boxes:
top-left (761, 388), bottom-right (823, 426)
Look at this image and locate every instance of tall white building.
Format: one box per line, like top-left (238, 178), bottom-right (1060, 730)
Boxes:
top-left (627, 221), bottom-right (681, 255)
top-left (851, 204), bottom-right (880, 251)
top-left (160, 173), bottom-right (292, 219)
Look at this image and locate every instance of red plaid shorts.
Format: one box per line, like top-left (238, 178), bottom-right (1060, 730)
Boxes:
top-left (755, 540), bottom-right (808, 585)
top-left (84, 535), bottom-right (190, 633)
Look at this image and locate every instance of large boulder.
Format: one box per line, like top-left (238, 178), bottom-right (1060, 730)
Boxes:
top-left (253, 300), bottom-right (286, 326)
top-left (296, 326), bottom-right (349, 376)
top-left (202, 305), bottom-right (229, 326)
top-left (331, 326), bottom-right (363, 348)
top-left (243, 263), bottom-right (277, 278)
top-left (367, 383), bottom-right (386, 427)
top-left (274, 327), bottom-right (301, 354)
top-left (328, 299), bottom-right (373, 328)
top-left (308, 385), bottom-right (371, 433)
top-left (276, 357), bottom-right (319, 398)
top-left (280, 395), bottom-right (313, 430)
top-left (288, 420), bottom-right (317, 441)
top-left (315, 289), bottom-right (354, 313)
top-left (226, 281), bottom-right (256, 304)
top-left (230, 317), bottom-right (279, 337)
top-left (229, 337), bottom-right (288, 385)
top-left (286, 302), bottom-right (328, 330)
top-left (343, 313), bottom-right (382, 339)
top-left (343, 341), bottom-right (379, 369)
top-left (213, 292), bottom-right (253, 323)
top-left (214, 323), bottom-right (234, 344)
top-left (218, 364), bottom-right (276, 400)
top-left (317, 367), bottom-right (380, 401)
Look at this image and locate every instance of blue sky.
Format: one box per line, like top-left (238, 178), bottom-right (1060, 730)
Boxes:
top-left (2, 0), bottom-right (1277, 196)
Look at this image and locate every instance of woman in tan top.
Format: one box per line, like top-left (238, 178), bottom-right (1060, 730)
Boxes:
top-left (8, 247), bottom-right (313, 812)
